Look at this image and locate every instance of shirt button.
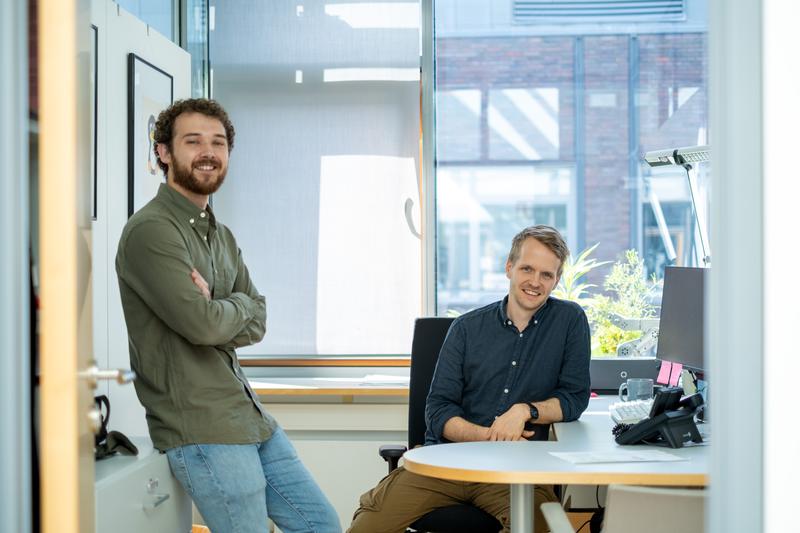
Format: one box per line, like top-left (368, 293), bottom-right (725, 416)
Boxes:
top-left (494, 415), bottom-right (498, 419)
top-left (519, 333), bottom-right (523, 338)
top-left (200, 212), bottom-right (206, 218)
top-left (506, 320), bottom-right (512, 326)
top-left (504, 389), bottom-right (509, 394)
top-left (512, 361), bottom-right (517, 366)
top-left (534, 320), bottom-right (538, 325)
top-left (203, 235), bottom-right (207, 241)
top-left (189, 218), bottom-right (195, 224)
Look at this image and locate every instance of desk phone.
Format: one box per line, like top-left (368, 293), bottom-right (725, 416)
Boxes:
top-left (614, 387), bottom-right (704, 448)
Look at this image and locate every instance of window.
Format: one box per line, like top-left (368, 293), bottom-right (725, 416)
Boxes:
top-left (205, 0), bottom-right (709, 359)
top-left (117, 0), bottom-right (176, 41)
top-left (433, 0), bottom-right (709, 356)
top-left (185, 0), bottom-right (211, 97)
top-left (210, 0), bottom-right (422, 356)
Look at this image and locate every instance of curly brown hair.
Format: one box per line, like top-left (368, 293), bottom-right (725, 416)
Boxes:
top-left (507, 225), bottom-right (570, 277)
top-left (153, 98), bottom-right (235, 175)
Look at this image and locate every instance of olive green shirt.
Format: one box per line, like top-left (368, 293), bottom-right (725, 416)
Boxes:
top-left (116, 183), bottom-right (276, 451)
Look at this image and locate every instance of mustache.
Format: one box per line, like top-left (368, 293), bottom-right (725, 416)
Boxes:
top-left (193, 156), bottom-right (221, 168)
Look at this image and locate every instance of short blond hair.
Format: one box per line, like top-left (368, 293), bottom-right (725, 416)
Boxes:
top-left (507, 225), bottom-right (570, 277)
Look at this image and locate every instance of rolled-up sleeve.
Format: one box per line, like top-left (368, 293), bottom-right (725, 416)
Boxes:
top-left (424, 320), bottom-right (468, 442)
top-left (551, 308), bottom-right (591, 421)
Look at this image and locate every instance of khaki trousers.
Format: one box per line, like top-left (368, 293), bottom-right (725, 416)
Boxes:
top-left (348, 466), bottom-right (557, 533)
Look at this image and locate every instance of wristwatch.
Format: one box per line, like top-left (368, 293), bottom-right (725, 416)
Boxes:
top-left (528, 402), bottom-right (539, 422)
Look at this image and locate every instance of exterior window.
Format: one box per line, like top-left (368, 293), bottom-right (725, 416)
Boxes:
top-left (433, 0), bottom-right (709, 357)
top-left (210, 1), bottom-right (422, 356)
top-left (117, 0), bottom-right (175, 41)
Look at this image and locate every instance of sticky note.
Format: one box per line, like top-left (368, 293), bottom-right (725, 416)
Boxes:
top-left (656, 361), bottom-right (672, 385)
top-left (669, 362), bottom-right (683, 386)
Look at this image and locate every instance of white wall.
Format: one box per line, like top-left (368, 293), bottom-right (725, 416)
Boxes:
top-left (709, 0), bottom-right (800, 532)
top-left (90, 0), bottom-right (191, 436)
top-left (761, 1), bottom-right (800, 531)
top-left (268, 402), bottom-right (408, 531)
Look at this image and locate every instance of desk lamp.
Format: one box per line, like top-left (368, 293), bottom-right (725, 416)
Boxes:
top-left (644, 145), bottom-right (711, 266)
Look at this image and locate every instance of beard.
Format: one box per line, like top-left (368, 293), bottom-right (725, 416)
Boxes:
top-left (171, 156), bottom-right (227, 195)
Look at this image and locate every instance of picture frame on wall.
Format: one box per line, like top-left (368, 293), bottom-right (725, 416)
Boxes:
top-left (90, 24), bottom-right (98, 220)
top-left (127, 53), bottom-right (173, 217)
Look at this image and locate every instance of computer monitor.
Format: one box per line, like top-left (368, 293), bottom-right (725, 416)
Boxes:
top-left (656, 266), bottom-right (707, 372)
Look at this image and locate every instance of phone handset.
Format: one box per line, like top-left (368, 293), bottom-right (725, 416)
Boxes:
top-left (614, 387), bottom-right (705, 448)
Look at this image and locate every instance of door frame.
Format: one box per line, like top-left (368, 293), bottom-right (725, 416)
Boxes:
top-left (38, 0), bottom-right (96, 532)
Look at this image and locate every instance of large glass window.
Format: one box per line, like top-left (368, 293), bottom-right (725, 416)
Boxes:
top-left (117, 0), bottom-right (175, 41)
top-left (434, 0), bottom-right (709, 356)
top-left (210, 0), bottom-right (422, 356)
top-left (185, 0), bottom-right (210, 97)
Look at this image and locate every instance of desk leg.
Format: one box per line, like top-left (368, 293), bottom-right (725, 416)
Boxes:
top-left (510, 483), bottom-right (533, 533)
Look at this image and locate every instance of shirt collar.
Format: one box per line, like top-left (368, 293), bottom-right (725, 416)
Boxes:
top-left (497, 294), bottom-right (551, 328)
top-left (157, 183), bottom-right (216, 229)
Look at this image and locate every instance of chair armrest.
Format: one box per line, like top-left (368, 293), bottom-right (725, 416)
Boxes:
top-left (540, 503), bottom-right (575, 533)
top-left (378, 444), bottom-right (407, 474)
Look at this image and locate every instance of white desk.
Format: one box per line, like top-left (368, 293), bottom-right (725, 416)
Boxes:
top-left (403, 396), bottom-right (708, 533)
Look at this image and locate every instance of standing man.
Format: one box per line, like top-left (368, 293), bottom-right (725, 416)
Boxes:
top-left (116, 98), bottom-right (341, 533)
top-left (349, 225), bottom-right (591, 533)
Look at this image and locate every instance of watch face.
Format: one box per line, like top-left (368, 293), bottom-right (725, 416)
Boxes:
top-left (529, 404), bottom-right (539, 421)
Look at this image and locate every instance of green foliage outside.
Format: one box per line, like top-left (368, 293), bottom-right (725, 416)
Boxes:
top-left (556, 247), bottom-right (659, 356)
top-left (551, 243), bottom-right (609, 308)
top-left (446, 245), bottom-right (659, 356)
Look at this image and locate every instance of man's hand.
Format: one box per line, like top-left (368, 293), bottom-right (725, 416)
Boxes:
top-left (191, 268), bottom-right (211, 300)
top-left (488, 403), bottom-right (535, 441)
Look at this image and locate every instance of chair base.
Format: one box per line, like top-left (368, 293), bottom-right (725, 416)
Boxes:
top-left (408, 504), bottom-right (502, 533)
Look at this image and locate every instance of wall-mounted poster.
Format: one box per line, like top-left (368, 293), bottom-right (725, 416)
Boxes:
top-left (90, 24), bottom-right (98, 220)
top-left (127, 53), bottom-right (173, 217)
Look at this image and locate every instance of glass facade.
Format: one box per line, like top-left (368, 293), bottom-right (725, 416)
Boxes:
top-left (117, 0), bottom-right (175, 41)
top-left (209, 0), bottom-right (422, 356)
top-left (434, 1), bottom-right (709, 356)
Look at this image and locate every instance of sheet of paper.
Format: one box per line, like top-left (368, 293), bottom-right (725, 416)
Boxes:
top-left (312, 375), bottom-right (410, 386)
top-left (550, 450), bottom-right (686, 465)
top-left (248, 380), bottom-right (314, 390)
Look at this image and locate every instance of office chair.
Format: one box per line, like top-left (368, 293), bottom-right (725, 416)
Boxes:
top-left (541, 485), bottom-right (706, 533)
top-left (378, 317), bottom-right (503, 533)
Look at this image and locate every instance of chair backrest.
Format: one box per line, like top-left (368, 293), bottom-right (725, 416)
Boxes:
top-left (602, 484), bottom-right (706, 533)
top-left (408, 317), bottom-right (455, 449)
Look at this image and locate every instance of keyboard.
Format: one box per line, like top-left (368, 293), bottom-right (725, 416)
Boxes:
top-left (609, 399), bottom-right (654, 425)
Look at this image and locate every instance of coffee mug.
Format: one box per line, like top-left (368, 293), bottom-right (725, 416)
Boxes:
top-left (618, 378), bottom-right (654, 402)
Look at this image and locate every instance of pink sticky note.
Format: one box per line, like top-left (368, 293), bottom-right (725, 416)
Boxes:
top-left (669, 362), bottom-right (683, 386)
top-left (656, 361), bottom-right (672, 385)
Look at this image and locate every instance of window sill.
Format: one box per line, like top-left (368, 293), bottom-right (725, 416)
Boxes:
top-left (240, 357), bottom-right (411, 368)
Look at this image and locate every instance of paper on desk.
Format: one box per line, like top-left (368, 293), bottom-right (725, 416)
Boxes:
top-left (248, 380), bottom-right (315, 389)
top-left (550, 450), bottom-right (686, 464)
top-left (313, 375), bottom-right (410, 386)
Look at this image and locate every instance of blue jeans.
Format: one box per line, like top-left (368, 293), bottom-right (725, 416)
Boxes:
top-left (166, 428), bottom-right (341, 533)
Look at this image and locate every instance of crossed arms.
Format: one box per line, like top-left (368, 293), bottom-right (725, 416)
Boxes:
top-left (442, 397), bottom-right (563, 442)
top-left (117, 218), bottom-right (265, 348)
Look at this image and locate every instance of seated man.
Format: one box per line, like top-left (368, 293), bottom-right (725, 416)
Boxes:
top-left (348, 225), bottom-right (591, 533)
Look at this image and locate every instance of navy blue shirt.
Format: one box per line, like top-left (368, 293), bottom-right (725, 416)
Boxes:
top-left (424, 296), bottom-right (591, 445)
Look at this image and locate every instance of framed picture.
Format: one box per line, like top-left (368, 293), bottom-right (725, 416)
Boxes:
top-left (127, 53), bottom-right (173, 217)
top-left (90, 24), bottom-right (98, 220)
